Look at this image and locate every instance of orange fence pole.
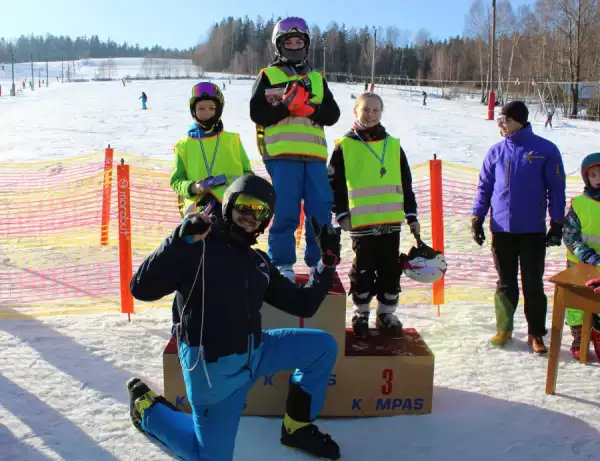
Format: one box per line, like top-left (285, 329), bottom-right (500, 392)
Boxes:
top-left (117, 159), bottom-right (134, 319)
top-left (429, 155), bottom-right (445, 316)
top-left (295, 203), bottom-right (305, 248)
top-left (100, 145), bottom-right (114, 246)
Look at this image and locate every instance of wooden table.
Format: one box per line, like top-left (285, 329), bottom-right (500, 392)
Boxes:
top-left (546, 264), bottom-right (600, 395)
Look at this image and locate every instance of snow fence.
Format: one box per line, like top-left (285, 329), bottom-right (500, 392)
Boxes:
top-left (0, 148), bottom-right (584, 318)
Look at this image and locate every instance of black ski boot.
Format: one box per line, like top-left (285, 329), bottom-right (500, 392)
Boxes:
top-left (281, 422), bottom-right (341, 460)
top-left (126, 377), bottom-right (180, 432)
top-left (376, 312), bottom-right (403, 338)
top-left (352, 311), bottom-right (370, 338)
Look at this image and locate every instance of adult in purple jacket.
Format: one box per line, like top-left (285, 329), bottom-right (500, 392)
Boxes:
top-left (471, 101), bottom-right (566, 354)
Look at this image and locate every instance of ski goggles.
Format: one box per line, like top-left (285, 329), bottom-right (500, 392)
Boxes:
top-left (233, 194), bottom-right (272, 222)
top-left (190, 83), bottom-right (223, 104)
top-left (278, 17), bottom-right (310, 35)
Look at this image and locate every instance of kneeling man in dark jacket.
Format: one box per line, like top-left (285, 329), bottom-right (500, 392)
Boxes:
top-left (126, 174), bottom-right (342, 461)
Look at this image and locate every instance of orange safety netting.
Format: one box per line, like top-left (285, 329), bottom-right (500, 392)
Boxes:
top-left (0, 149), bottom-right (584, 318)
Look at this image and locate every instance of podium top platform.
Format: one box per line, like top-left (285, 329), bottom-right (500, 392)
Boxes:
top-left (344, 328), bottom-right (434, 357)
top-left (549, 264), bottom-right (600, 290)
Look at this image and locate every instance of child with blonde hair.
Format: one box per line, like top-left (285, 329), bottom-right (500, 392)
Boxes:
top-left (328, 93), bottom-right (419, 338)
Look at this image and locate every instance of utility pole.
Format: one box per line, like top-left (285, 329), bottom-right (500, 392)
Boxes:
top-left (30, 54), bottom-right (34, 91)
top-left (323, 38), bottom-right (327, 77)
top-left (370, 26), bottom-right (377, 92)
top-left (46, 52), bottom-right (49, 87)
top-left (10, 49), bottom-right (15, 96)
top-left (487, 0), bottom-right (497, 120)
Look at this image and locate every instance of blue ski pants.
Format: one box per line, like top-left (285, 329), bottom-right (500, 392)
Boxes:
top-left (142, 100), bottom-right (147, 109)
top-left (141, 328), bottom-right (337, 461)
top-left (265, 159), bottom-right (333, 268)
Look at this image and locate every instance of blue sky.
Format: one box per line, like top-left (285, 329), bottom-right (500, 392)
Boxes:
top-left (2, 0), bottom-right (535, 49)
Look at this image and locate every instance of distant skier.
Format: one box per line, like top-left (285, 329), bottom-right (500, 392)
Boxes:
top-left (364, 80), bottom-right (368, 92)
top-left (139, 92), bottom-right (148, 110)
top-left (545, 107), bottom-right (555, 129)
top-left (422, 91), bottom-right (427, 106)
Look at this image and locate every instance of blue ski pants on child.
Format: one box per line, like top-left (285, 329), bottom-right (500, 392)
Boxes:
top-left (141, 328), bottom-right (337, 461)
top-left (265, 159), bottom-right (333, 268)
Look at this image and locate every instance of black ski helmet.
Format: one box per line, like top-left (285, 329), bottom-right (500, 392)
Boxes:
top-left (189, 82), bottom-right (224, 126)
top-left (271, 17), bottom-right (311, 66)
top-left (222, 175), bottom-right (276, 244)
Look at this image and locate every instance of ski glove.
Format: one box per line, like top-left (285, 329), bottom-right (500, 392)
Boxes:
top-left (586, 278), bottom-right (600, 295)
top-left (291, 101), bottom-right (317, 117)
top-left (407, 216), bottom-right (420, 236)
top-left (282, 82), bottom-right (310, 113)
top-left (179, 205), bottom-right (216, 242)
top-left (310, 216), bottom-right (342, 267)
top-left (546, 220), bottom-right (563, 247)
top-left (471, 216), bottom-right (485, 246)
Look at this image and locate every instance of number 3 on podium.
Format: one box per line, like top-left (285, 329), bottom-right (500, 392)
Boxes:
top-left (381, 368), bottom-right (393, 395)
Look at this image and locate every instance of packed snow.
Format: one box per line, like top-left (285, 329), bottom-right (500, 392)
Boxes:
top-left (1, 58), bottom-right (600, 461)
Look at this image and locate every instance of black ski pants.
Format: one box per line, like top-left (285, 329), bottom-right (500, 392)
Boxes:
top-left (491, 232), bottom-right (548, 336)
top-left (349, 232), bottom-right (401, 306)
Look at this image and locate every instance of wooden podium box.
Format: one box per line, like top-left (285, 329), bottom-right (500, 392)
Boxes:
top-left (163, 272), bottom-right (435, 416)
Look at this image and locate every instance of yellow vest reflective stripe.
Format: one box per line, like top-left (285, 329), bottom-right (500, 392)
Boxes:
top-left (340, 136), bottom-right (405, 229)
top-left (259, 67), bottom-right (327, 160)
top-left (176, 132), bottom-right (244, 215)
top-left (567, 195), bottom-right (600, 263)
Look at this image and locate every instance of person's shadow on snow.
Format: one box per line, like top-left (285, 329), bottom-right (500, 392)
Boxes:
top-left (236, 386), bottom-right (600, 461)
top-left (0, 374), bottom-right (120, 461)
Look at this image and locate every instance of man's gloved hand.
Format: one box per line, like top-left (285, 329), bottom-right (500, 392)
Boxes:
top-left (586, 278), bottom-right (600, 295)
top-left (471, 216), bottom-right (485, 246)
top-left (282, 82), bottom-right (310, 113)
top-left (179, 204), bottom-right (216, 242)
top-left (546, 220), bottom-right (563, 247)
top-left (310, 216), bottom-right (341, 267)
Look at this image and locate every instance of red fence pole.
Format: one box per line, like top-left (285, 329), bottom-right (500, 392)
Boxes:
top-left (100, 145), bottom-right (114, 246)
top-left (117, 159), bottom-right (134, 319)
top-left (429, 155), bottom-right (445, 316)
top-left (487, 91), bottom-right (496, 121)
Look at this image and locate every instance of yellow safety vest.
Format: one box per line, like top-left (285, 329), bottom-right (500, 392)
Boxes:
top-left (257, 67), bottom-right (328, 160)
top-left (174, 131), bottom-right (244, 216)
top-left (567, 195), bottom-right (600, 263)
top-left (339, 135), bottom-right (405, 229)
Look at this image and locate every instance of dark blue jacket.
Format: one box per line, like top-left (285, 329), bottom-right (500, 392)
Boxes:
top-left (472, 124), bottom-right (566, 233)
top-left (130, 219), bottom-right (334, 363)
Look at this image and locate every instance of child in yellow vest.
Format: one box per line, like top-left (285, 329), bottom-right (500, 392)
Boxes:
top-left (562, 152), bottom-right (600, 360)
top-left (328, 93), bottom-right (420, 338)
top-left (170, 82), bottom-right (253, 334)
top-left (249, 17), bottom-right (340, 283)
top-left (171, 82), bottom-right (253, 219)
